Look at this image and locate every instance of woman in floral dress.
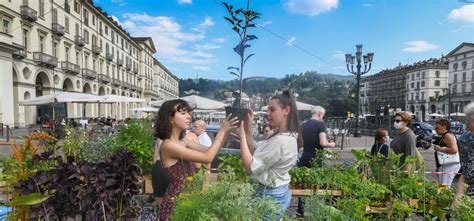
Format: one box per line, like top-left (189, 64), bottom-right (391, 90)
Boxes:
top-left (154, 99), bottom-right (238, 220)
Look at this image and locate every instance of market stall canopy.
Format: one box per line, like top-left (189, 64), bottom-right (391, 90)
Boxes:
top-left (150, 95), bottom-right (226, 110)
top-left (130, 107), bottom-right (159, 112)
top-left (100, 95), bottom-right (145, 103)
top-left (19, 92), bottom-right (102, 106)
top-left (261, 101), bottom-right (316, 111)
top-left (450, 112), bottom-right (466, 117)
top-left (428, 113), bottom-right (445, 117)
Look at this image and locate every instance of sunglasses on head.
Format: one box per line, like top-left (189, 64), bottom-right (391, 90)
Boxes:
top-left (393, 119), bottom-right (403, 123)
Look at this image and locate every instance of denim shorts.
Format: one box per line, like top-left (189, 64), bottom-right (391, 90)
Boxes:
top-left (255, 183), bottom-right (291, 220)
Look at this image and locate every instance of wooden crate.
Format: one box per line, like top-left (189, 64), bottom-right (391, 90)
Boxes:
top-left (290, 189), bottom-right (314, 196)
top-left (315, 189), bottom-right (343, 196)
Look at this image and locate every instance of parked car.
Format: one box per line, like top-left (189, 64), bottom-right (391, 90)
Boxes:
top-left (205, 125), bottom-right (241, 168)
top-left (409, 122), bottom-right (435, 150)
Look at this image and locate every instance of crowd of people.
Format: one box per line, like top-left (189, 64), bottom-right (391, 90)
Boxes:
top-left (149, 91), bottom-right (473, 220)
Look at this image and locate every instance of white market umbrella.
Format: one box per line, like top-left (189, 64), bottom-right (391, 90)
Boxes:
top-left (130, 107), bottom-right (159, 112)
top-left (450, 112), bottom-right (466, 117)
top-left (261, 101), bottom-right (316, 111)
top-left (19, 92), bottom-right (102, 106)
top-left (100, 95), bottom-right (145, 103)
top-left (428, 113), bottom-right (445, 117)
top-left (150, 95), bottom-right (226, 110)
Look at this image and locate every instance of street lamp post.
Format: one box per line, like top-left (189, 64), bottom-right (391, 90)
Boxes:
top-left (345, 44), bottom-right (374, 137)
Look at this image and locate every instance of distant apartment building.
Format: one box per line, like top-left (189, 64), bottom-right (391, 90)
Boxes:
top-left (404, 58), bottom-right (448, 121)
top-left (362, 65), bottom-right (408, 116)
top-left (0, 0), bottom-right (178, 127)
top-left (445, 42), bottom-right (474, 114)
top-left (361, 58), bottom-right (448, 121)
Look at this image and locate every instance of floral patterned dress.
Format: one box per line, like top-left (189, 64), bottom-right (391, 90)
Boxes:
top-left (159, 160), bottom-right (193, 221)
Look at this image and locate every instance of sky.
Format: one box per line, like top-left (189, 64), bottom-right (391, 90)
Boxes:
top-left (94, 0), bottom-right (474, 80)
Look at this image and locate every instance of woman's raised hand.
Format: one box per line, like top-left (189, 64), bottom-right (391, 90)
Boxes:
top-left (244, 110), bottom-right (254, 135)
top-left (220, 113), bottom-right (239, 133)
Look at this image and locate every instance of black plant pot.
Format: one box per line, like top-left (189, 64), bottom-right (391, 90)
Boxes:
top-left (225, 106), bottom-right (249, 125)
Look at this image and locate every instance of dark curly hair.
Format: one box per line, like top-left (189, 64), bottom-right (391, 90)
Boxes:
top-left (153, 99), bottom-right (193, 140)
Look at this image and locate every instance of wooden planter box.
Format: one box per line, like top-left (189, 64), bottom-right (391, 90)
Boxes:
top-left (290, 187), bottom-right (343, 197)
top-left (365, 205), bottom-right (389, 214)
top-left (290, 189), bottom-right (314, 196)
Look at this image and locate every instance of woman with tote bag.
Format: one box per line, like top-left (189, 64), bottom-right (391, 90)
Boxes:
top-left (433, 119), bottom-right (460, 187)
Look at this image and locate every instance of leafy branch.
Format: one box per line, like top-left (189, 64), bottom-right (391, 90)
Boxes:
top-left (223, 0), bottom-right (260, 107)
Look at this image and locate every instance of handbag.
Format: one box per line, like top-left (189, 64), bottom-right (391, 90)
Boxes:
top-left (435, 134), bottom-right (460, 165)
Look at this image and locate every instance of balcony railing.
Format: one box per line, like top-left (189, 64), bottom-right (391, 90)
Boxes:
top-left (61, 61), bottom-right (80, 75)
top-left (33, 52), bottom-right (58, 68)
top-left (111, 79), bottom-right (121, 86)
top-left (125, 62), bottom-right (132, 70)
top-left (117, 58), bottom-right (123, 66)
top-left (106, 53), bottom-right (114, 62)
top-left (13, 49), bottom-right (27, 60)
top-left (20, 5), bottom-right (37, 22)
top-left (122, 82), bottom-right (130, 89)
top-left (52, 23), bottom-right (65, 36)
top-left (74, 35), bottom-right (85, 47)
top-left (82, 68), bottom-right (97, 79)
top-left (92, 44), bottom-right (102, 55)
top-left (99, 74), bottom-right (111, 84)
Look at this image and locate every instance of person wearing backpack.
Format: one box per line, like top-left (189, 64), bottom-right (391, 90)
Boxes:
top-left (154, 99), bottom-right (238, 221)
top-left (433, 119), bottom-right (460, 187)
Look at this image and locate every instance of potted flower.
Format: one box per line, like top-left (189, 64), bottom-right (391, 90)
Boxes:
top-left (222, 1), bottom-right (260, 122)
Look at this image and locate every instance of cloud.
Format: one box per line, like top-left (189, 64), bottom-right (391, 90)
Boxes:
top-left (192, 16), bottom-right (215, 34)
top-left (448, 4), bottom-right (474, 23)
top-left (111, 0), bottom-right (126, 6)
top-left (282, 0), bottom-right (338, 16)
top-left (451, 25), bottom-right (474, 33)
top-left (333, 51), bottom-right (346, 60)
top-left (362, 3), bottom-right (373, 7)
top-left (192, 65), bottom-right (209, 71)
top-left (212, 37), bottom-right (225, 43)
top-left (402, 41), bottom-right (439, 53)
top-left (115, 13), bottom-right (220, 66)
top-left (177, 0), bottom-right (192, 4)
top-left (259, 20), bottom-right (273, 27)
top-left (286, 36), bottom-right (296, 46)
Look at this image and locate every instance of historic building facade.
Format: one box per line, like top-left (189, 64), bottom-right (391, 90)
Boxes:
top-left (445, 42), bottom-right (474, 114)
top-left (0, 0), bottom-right (179, 127)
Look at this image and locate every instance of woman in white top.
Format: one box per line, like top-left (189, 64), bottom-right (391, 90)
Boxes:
top-left (237, 90), bottom-right (300, 220)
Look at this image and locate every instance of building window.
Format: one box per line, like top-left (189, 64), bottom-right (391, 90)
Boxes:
top-left (435, 71), bottom-right (440, 78)
top-left (421, 81), bottom-right (425, 87)
top-left (39, 0), bottom-right (44, 18)
top-left (435, 91), bottom-right (440, 98)
top-left (92, 15), bottom-right (95, 25)
top-left (84, 54), bottom-right (89, 68)
top-left (416, 72), bottom-right (420, 78)
top-left (105, 26), bottom-right (108, 35)
top-left (421, 92), bottom-right (425, 100)
top-left (83, 9), bottom-right (88, 26)
top-left (2, 18), bottom-right (10, 33)
top-left (411, 74), bottom-right (414, 80)
top-left (452, 85), bottom-right (457, 94)
top-left (416, 82), bottom-right (420, 89)
top-left (462, 61), bottom-right (467, 70)
top-left (84, 29), bottom-right (89, 44)
top-left (453, 74), bottom-right (457, 83)
top-left (65, 46), bottom-right (70, 62)
top-left (74, 0), bottom-right (80, 13)
top-left (462, 84), bottom-right (466, 93)
top-left (453, 63), bottom-right (458, 71)
top-left (462, 72), bottom-right (466, 82)
top-left (65, 16), bottom-right (69, 32)
top-left (76, 51), bottom-right (80, 64)
top-left (111, 31), bottom-right (115, 43)
top-left (75, 23), bottom-right (79, 36)
top-left (22, 28), bottom-right (29, 50)
top-left (53, 42), bottom-right (57, 57)
top-left (471, 83), bottom-right (474, 93)
top-left (39, 35), bottom-right (45, 53)
top-left (435, 80), bottom-right (440, 86)
top-left (99, 22), bottom-right (102, 34)
top-left (422, 72), bottom-right (425, 79)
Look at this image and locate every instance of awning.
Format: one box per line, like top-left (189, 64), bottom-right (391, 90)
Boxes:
top-left (19, 92), bottom-right (102, 106)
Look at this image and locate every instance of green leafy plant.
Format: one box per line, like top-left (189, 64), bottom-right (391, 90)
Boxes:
top-left (173, 182), bottom-right (279, 220)
top-left (217, 154), bottom-right (248, 183)
top-left (116, 119), bottom-right (154, 174)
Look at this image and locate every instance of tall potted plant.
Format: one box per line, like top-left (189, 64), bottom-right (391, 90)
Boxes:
top-left (223, 0), bottom-right (260, 122)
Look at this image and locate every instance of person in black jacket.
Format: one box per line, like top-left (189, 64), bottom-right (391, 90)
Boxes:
top-left (371, 128), bottom-right (389, 158)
